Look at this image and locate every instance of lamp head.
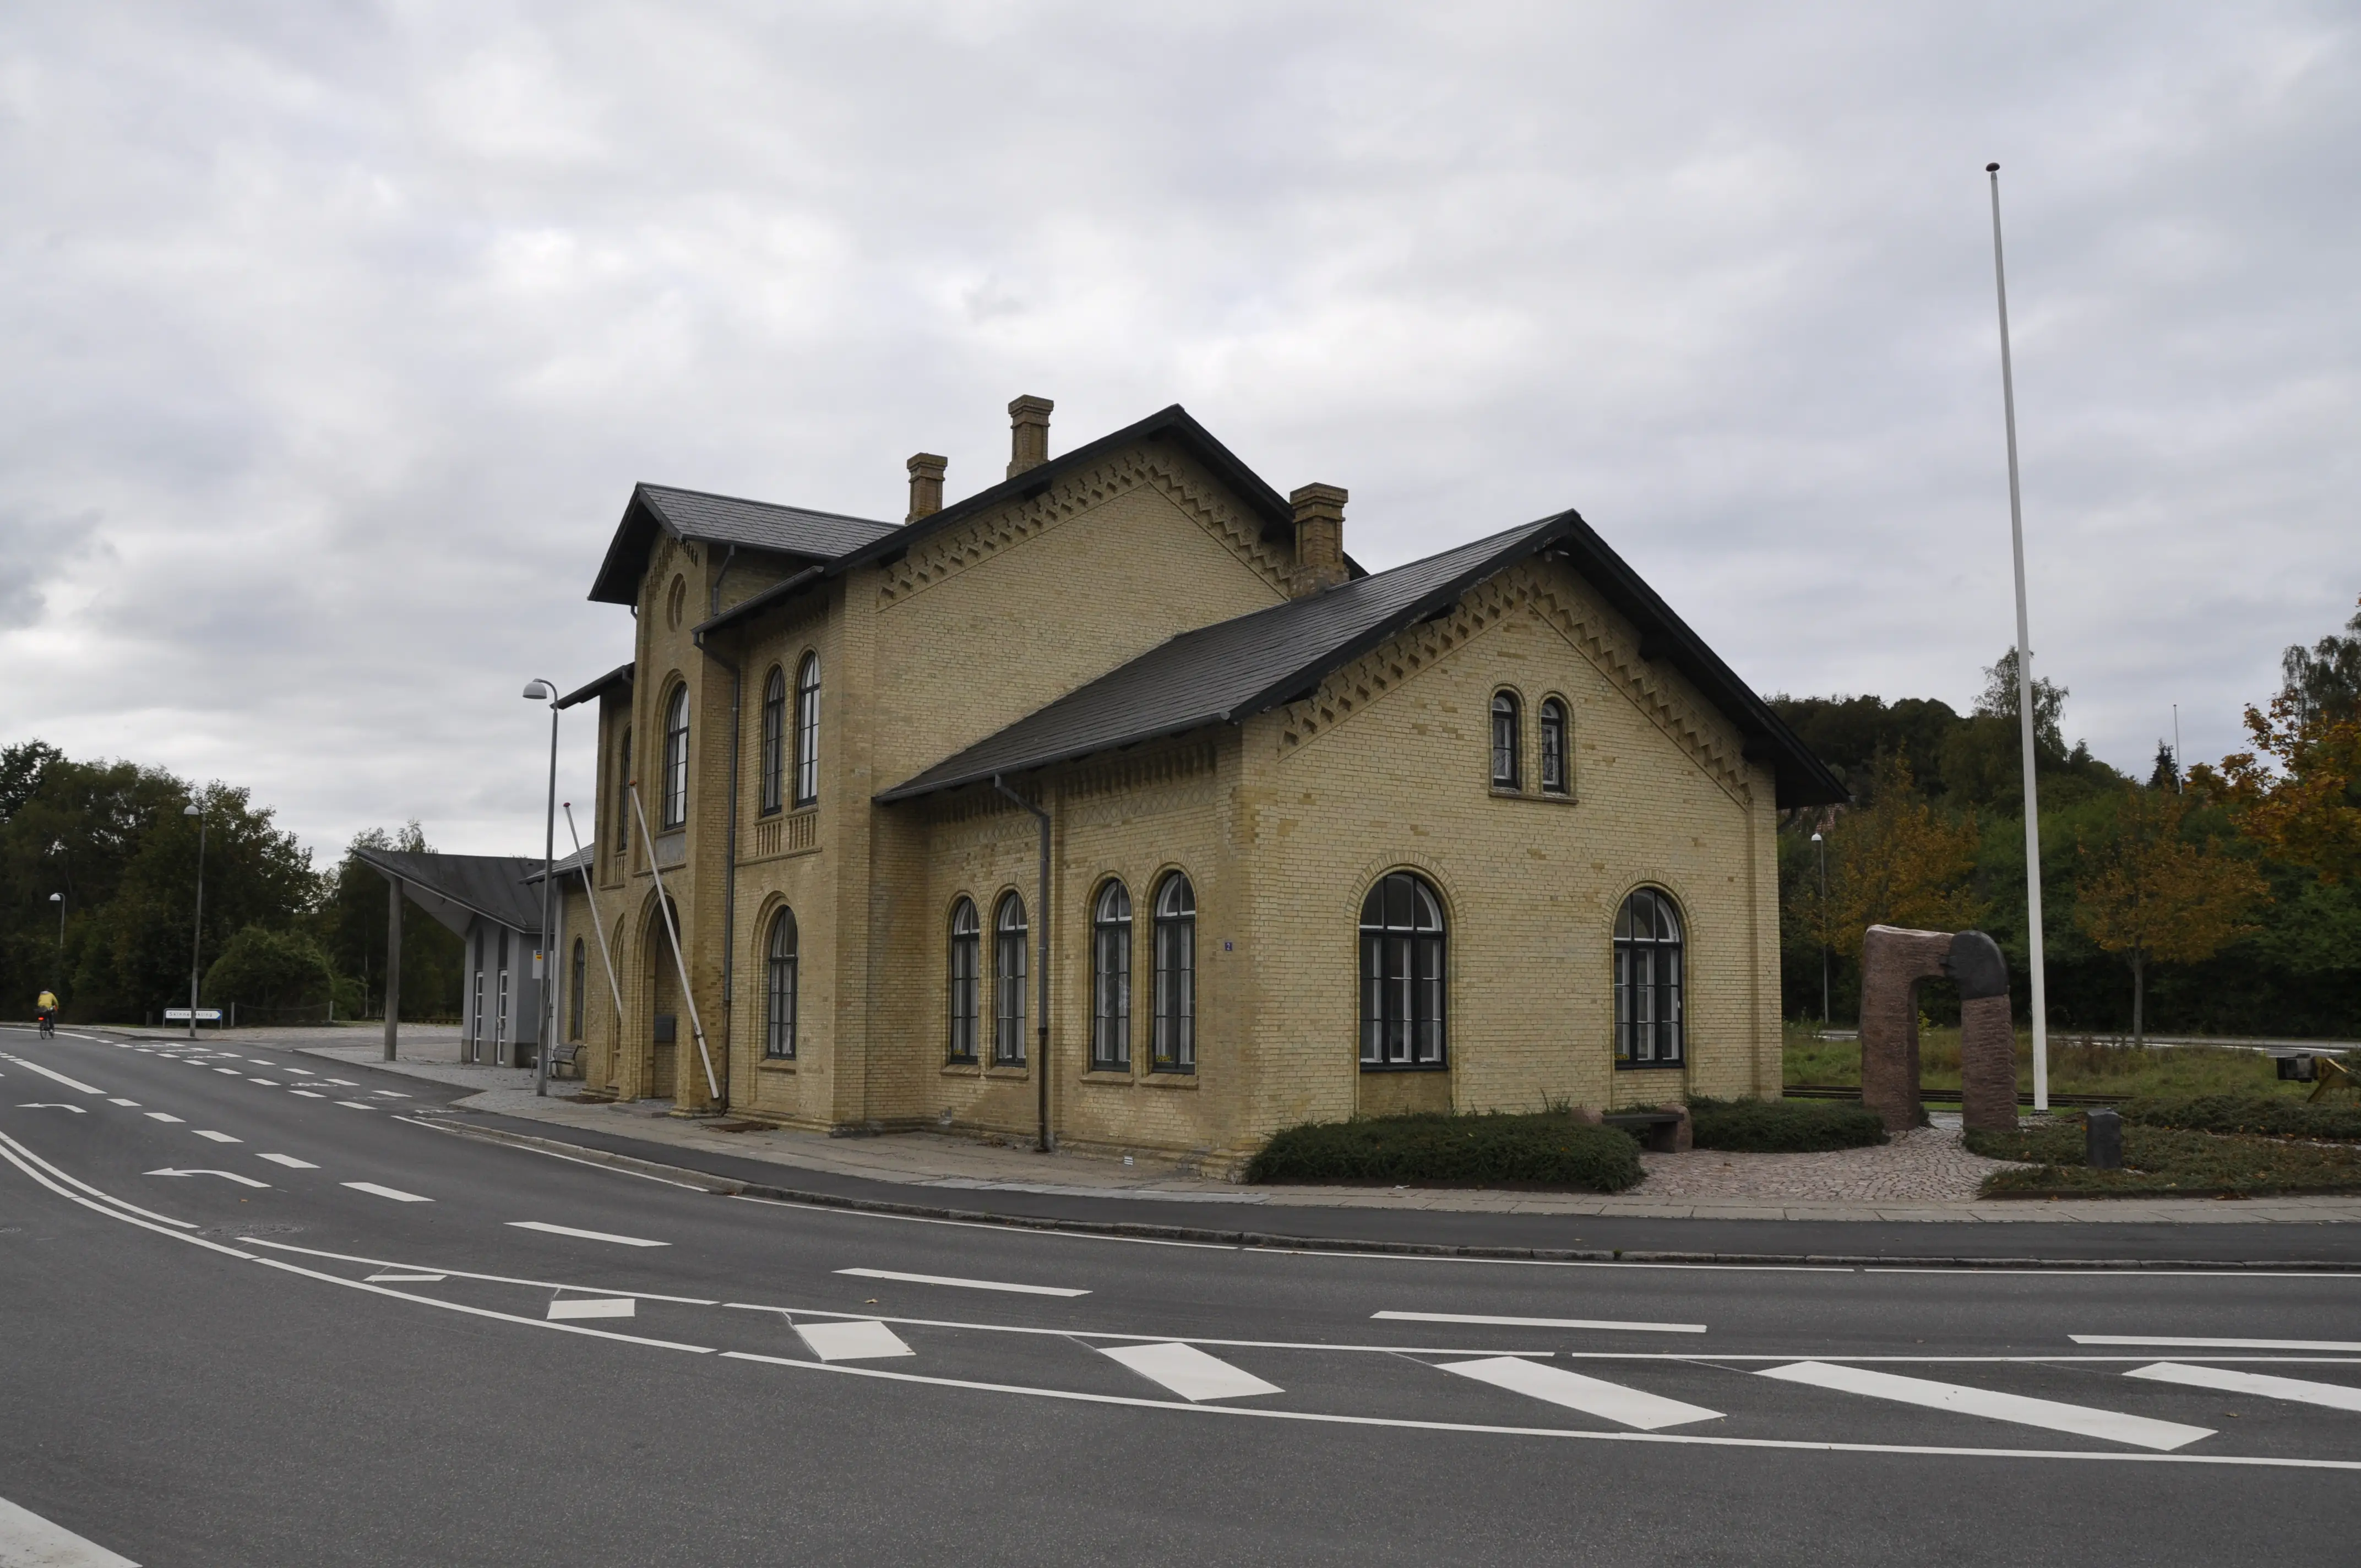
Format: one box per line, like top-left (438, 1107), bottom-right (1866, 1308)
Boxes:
top-left (523, 679), bottom-right (556, 701)
top-left (48, 892), bottom-right (62, 903)
top-left (183, 803), bottom-right (201, 819)
top-left (1810, 831), bottom-right (1823, 843)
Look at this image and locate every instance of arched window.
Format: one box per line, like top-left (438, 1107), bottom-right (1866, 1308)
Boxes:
top-left (1614, 887), bottom-right (1684, 1068)
top-left (569, 938), bottom-right (586, 1042)
top-left (1539, 698), bottom-right (1569, 794)
top-left (1090, 881), bottom-right (1131, 1072)
top-left (1490, 692), bottom-right (1521, 790)
top-left (759, 667), bottom-right (786, 815)
top-left (661, 684), bottom-right (690, 829)
top-left (765, 907), bottom-right (798, 1059)
top-left (947, 899), bottom-right (980, 1063)
top-left (994, 892), bottom-right (1028, 1065)
top-left (614, 726), bottom-right (632, 848)
top-left (1152, 873), bottom-right (1196, 1074)
top-left (1359, 872), bottom-right (1446, 1069)
top-left (793, 653), bottom-right (820, 807)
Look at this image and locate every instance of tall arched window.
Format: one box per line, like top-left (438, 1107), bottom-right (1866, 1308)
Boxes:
top-left (1359, 872), bottom-right (1446, 1069)
top-left (759, 667), bottom-right (786, 815)
top-left (1152, 873), bottom-right (1196, 1074)
top-left (661, 684), bottom-right (690, 828)
top-left (569, 938), bottom-right (586, 1042)
top-left (614, 726), bottom-right (632, 848)
top-left (947, 899), bottom-right (980, 1063)
top-left (793, 653), bottom-right (820, 807)
top-left (765, 907), bottom-right (798, 1059)
top-left (1090, 881), bottom-right (1131, 1072)
top-left (994, 892), bottom-right (1028, 1065)
top-left (1490, 692), bottom-right (1521, 790)
top-left (1539, 698), bottom-right (1569, 795)
top-left (1614, 887), bottom-right (1684, 1068)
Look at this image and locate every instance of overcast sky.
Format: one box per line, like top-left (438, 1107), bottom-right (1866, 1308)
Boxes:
top-left (4, 3), bottom-right (2355, 861)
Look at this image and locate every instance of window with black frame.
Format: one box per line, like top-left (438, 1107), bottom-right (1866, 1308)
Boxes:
top-left (993, 892), bottom-right (1027, 1064)
top-left (1539, 697), bottom-right (1569, 794)
top-left (1152, 873), bottom-right (1196, 1072)
top-left (1091, 881), bottom-right (1131, 1072)
top-left (947, 899), bottom-right (980, 1062)
top-left (1613, 886), bottom-right (1684, 1068)
top-left (614, 726), bottom-right (632, 846)
top-left (766, 907), bottom-right (798, 1059)
top-left (759, 667), bottom-right (786, 815)
top-left (661, 685), bottom-right (690, 828)
top-left (1359, 872), bottom-right (1445, 1069)
top-left (1490, 692), bottom-right (1521, 789)
top-left (793, 653), bottom-right (820, 807)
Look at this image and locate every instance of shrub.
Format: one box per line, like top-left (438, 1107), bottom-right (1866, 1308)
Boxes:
top-left (2117, 1093), bottom-right (2361, 1143)
top-left (202, 924), bottom-right (334, 1013)
top-left (1966, 1121), bottom-right (2361, 1197)
top-left (1688, 1096), bottom-right (1888, 1152)
top-left (1245, 1112), bottom-right (1644, 1193)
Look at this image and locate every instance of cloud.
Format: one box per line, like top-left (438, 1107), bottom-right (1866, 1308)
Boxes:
top-left (0, 1), bottom-right (2354, 854)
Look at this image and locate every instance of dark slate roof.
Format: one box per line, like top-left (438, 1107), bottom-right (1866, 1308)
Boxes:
top-left (523, 842), bottom-right (597, 885)
top-left (693, 403), bottom-right (1362, 640)
top-left (556, 662), bottom-right (633, 711)
top-left (877, 509), bottom-right (1847, 809)
top-left (351, 848), bottom-right (547, 937)
top-left (589, 483), bottom-right (897, 605)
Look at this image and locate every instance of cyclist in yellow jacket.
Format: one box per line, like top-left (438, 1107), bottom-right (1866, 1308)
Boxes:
top-left (36, 990), bottom-right (58, 1037)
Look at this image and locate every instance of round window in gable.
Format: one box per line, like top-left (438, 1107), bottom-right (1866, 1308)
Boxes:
top-left (666, 576), bottom-right (688, 630)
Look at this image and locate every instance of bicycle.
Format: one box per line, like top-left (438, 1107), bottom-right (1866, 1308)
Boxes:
top-left (36, 1010), bottom-right (55, 1039)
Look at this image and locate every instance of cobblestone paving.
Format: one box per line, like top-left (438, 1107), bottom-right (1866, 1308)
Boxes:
top-left (1636, 1127), bottom-right (2028, 1202)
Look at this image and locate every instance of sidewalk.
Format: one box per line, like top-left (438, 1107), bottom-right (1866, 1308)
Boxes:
top-left (292, 1040), bottom-right (2361, 1227)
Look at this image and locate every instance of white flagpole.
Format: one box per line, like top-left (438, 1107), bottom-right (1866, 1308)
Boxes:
top-left (1988, 161), bottom-right (2049, 1113)
top-left (562, 803), bottom-right (627, 1034)
top-left (628, 780), bottom-right (722, 1104)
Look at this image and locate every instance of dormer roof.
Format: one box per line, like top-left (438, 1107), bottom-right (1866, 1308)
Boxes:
top-left (587, 483), bottom-right (897, 606)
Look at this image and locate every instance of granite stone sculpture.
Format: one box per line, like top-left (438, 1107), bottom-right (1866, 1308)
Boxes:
top-left (1858, 924), bottom-right (2018, 1134)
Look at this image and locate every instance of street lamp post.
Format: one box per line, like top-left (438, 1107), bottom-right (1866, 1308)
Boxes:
top-left (48, 892), bottom-right (64, 988)
top-left (183, 801), bottom-right (207, 1039)
top-left (1810, 831), bottom-right (1829, 1027)
top-left (523, 679), bottom-right (561, 1098)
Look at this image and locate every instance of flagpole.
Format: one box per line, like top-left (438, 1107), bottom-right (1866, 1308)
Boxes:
top-left (1988, 161), bottom-right (2049, 1113)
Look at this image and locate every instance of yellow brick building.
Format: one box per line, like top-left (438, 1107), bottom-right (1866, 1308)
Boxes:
top-left (545, 398), bottom-right (1841, 1172)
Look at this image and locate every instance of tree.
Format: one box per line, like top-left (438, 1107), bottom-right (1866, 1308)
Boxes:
top-left (204, 925), bottom-right (334, 1020)
top-left (2147, 741), bottom-right (2181, 792)
top-left (1795, 752), bottom-right (1986, 959)
top-left (2073, 787), bottom-right (2267, 1045)
top-left (318, 822), bottom-right (466, 1021)
top-left (0, 741), bottom-right (63, 823)
top-left (2281, 597), bottom-right (2361, 726)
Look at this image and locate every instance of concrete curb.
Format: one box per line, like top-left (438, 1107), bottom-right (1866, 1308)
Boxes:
top-left (409, 1112), bottom-right (2361, 1273)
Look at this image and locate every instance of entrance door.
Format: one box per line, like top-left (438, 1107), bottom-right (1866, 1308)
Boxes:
top-left (647, 905), bottom-right (681, 1101)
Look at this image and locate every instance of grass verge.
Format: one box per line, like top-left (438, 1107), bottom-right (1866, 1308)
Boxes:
top-left (1245, 1112), bottom-right (1644, 1193)
top-left (1784, 1021), bottom-right (2341, 1103)
top-left (1689, 1096), bottom-right (1887, 1152)
top-left (1966, 1121), bottom-right (2361, 1198)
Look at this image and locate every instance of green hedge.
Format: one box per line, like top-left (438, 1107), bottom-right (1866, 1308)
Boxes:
top-left (1688, 1097), bottom-right (1889, 1153)
top-left (1966, 1121), bottom-right (2361, 1197)
top-left (2117, 1093), bottom-right (2361, 1143)
top-left (1245, 1112), bottom-right (1644, 1193)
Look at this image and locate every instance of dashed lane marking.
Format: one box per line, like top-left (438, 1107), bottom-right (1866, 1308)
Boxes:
top-left (2128, 1362), bottom-right (2361, 1413)
top-left (343, 1181), bottom-right (431, 1203)
top-left (507, 1220), bottom-right (667, 1248)
top-left (248, 1077), bottom-right (279, 1085)
top-left (287, 1090), bottom-right (323, 1099)
top-left (548, 1298), bottom-right (639, 1321)
top-left (107, 1098), bottom-right (138, 1106)
top-left (257, 1153), bottom-right (317, 1169)
top-left (0, 1491), bottom-right (138, 1567)
top-left (1441, 1356), bottom-right (1724, 1430)
top-left (1374, 1310), bottom-right (1707, 1335)
top-left (837, 1267), bottom-right (1087, 1298)
top-left (193, 1130), bottom-right (241, 1144)
top-left (1101, 1341), bottom-right (1281, 1402)
top-left (144, 1112), bottom-right (184, 1123)
top-left (796, 1319), bottom-right (913, 1362)
top-left (334, 1101), bottom-right (376, 1111)
top-left (1759, 1361), bottom-right (2215, 1452)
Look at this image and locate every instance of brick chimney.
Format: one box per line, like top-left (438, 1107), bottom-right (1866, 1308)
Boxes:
top-left (1006, 395), bottom-right (1053, 477)
top-left (1288, 483), bottom-right (1349, 596)
top-left (906, 453), bottom-right (946, 521)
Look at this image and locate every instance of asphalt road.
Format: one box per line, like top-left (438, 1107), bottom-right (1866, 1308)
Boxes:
top-left (4, 1025), bottom-right (2358, 1566)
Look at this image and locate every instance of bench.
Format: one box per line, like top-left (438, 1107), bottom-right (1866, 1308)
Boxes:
top-left (546, 1042), bottom-right (584, 1080)
top-left (1602, 1108), bottom-right (1693, 1153)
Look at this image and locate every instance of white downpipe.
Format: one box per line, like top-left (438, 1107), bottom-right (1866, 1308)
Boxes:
top-left (628, 781), bottom-right (722, 1103)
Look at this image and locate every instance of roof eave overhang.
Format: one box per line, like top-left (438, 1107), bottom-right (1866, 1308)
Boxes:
top-left (556, 662), bottom-right (634, 711)
top-left (690, 565), bottom-right (826, 640)
top-left (875, 717), bottom-right (1233, 805)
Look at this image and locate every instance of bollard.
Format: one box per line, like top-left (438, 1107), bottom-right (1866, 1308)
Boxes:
top-left (2086, 1107), bottom-right (2123, 1170)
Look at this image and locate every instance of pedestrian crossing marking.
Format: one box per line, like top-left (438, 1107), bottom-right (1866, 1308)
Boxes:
top-left (1100, 1341), bottom-right (1281, 1402)
top-left (1760, 1361), bottom-right (2214, 1451)
top-left (1440, 1356), bottom-right (1722, 1429)
top-left (796, 1319), bottom-right (915, 1362)
top-left (2127, 1362), bottom-right (2361, 1413)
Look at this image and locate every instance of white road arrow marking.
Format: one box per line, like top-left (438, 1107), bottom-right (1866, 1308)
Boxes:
top-left (796, 1319), bottom-right (913, 1362)
top-left (1101, 1341), bottom-right (1281, 1402)
top-left (2127, 1362), bottom-right (2361, 1413)
top-left (1759, 1361), bottom-right (2215, 1451)
top-left (1440, 1357), bottom-right (1722, 1429)
top-left (146, 1168), bottom-right (270, 1188)
top-left (15, 1103), bottom-right (86, 1113)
